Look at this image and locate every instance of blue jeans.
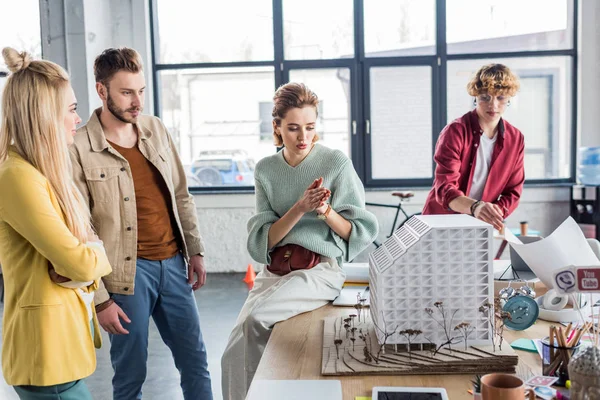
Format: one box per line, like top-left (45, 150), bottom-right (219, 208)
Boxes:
top-left (14, 380), bottom-right (92, 399)
top-left (109, 253), bottom-right (212, 400)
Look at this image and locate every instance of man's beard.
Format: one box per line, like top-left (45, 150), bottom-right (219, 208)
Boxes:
top-left (107, 93), bottom-right (142, 124)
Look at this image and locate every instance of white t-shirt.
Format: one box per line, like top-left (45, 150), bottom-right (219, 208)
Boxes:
top-left (469, 133), bottom-right (497, 200)
top-left (78, 289), bottom-right (95, 321)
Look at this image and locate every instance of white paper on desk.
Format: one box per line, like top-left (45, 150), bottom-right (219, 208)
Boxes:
top-left (246, 380), bottom-right (342, 400)
top-left (505, 217), bottom-right (600, 290)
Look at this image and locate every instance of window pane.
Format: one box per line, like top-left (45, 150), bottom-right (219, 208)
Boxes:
top-left (447, 57), bottom-right (573, 179)
top-left (370, 66), bottom-right (433, 179)
top-left (289, 69), bottom-right (351, 158)
top-left (0, 0), bottom-right (41, 58)
top-left (156, 0), bottom-right (273, 63)
top-left (447, 0), bottom-right (573, 54)
top-left (158, 67), bottom-right (275, 187)
top-left (364, 0), bottom-right (436, 57)
top-left (283, 0), bottom-right (354, 60)
top-left (0, 0), bottom-right (41, 116)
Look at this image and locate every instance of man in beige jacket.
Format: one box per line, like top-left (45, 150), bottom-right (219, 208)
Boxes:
top-left (70, 47), bottom-right (212, 400)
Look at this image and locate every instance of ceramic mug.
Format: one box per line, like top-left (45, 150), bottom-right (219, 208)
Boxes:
top-left (481, 373), bottom-right (535, 400)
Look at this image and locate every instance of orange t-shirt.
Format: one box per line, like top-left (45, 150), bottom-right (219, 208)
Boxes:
top-left (109, 140), bottom-right (179, 260)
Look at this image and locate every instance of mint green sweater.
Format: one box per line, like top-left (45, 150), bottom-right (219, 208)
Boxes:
top-left (247, 144), bottom-right (379, 266)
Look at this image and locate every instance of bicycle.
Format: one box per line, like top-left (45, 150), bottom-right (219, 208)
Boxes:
top-left (366, 191), bottom-right (422, 247)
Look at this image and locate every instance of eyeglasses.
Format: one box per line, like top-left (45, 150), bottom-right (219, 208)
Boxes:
top-left (477, 94), bottom-right (510, 105)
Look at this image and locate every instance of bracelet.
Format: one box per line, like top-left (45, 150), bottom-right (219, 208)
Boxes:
top-left (470, 200), bottom-right (483, 216)
top-left (95, 298), bottom-right (114, 313)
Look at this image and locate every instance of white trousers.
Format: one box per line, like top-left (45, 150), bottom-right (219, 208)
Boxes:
top-left (221, 258), bottom-right (345, 400)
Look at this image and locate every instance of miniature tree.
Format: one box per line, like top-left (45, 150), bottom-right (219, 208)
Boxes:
top-left (363, 345), bottom-right (373, 362)
top-left (359, 329), bottom-right (376, 362)
top-left (479, 298), bottom-right (512, 352)
top-left (372, 312), bottom-right (398, 362)
top-left (479, 300), bottom-right (496, 351)
top-left (343, 318), bottom-right (351, 338)
top-left (333, 318), bottom-right (343, 359)
top-left (423, 336), bottom-right (440, 358)
top-left (493, 298), bottom-right (512, 351)
top-left (349, 314), bottom-right (357, 328)
top-left (454, 322), bottom-right (475, 350)
top-left (353, 292), bottom-right (368, 322)
top-left (354, 293), bottom-right (367, 323)
top-left (334, 339), bottom-right (343, 359)
top-left (424, 301), bottom-right (461, 353)
top-left (398, 329), bottom-right (423, 359)
top-left (348, 326), bottom-right (358, 352)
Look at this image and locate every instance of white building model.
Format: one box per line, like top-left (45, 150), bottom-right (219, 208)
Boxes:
top-left (369, 214), bottom-right (494, 347)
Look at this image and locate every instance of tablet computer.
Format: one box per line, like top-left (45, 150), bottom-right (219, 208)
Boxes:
top-left (372, 387), bottom-right (449, 400)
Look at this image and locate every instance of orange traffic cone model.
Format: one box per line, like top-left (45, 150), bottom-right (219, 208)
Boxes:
top-left (243, 264), bottom-right (256, 290)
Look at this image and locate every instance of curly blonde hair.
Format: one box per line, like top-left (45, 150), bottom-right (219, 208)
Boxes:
top-left (467, 64), bottom-right (520, 97)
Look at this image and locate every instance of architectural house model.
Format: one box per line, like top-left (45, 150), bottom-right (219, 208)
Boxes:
top-left (369, 214), bottom-right (493, 347)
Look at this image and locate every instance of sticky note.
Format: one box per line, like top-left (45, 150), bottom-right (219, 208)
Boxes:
top-left (511, 338), bottom-right (538, 352)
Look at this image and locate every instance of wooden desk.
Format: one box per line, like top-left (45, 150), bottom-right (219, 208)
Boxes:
top-left (253, 304), bottom-right (550, 400)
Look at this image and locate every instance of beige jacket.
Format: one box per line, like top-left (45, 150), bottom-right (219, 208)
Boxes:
top-left (70, 109), bottom-right (205, 304)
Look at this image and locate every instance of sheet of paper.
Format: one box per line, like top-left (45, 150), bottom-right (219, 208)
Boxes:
top-left (246, 380), bottom-right (342, 400)
top-left (506, 217), bottom-right (600, 290)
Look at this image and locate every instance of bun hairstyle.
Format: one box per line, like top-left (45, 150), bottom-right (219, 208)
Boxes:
top-left (1, 47), bottom-right (93, 243)
top-left (2, 47), bottom-right (32, 73)
top-left (271, 82), bottom-right (320, 146)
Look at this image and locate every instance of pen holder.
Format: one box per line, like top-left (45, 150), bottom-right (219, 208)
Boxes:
top-left (541, 336), bottom-right (581, 386)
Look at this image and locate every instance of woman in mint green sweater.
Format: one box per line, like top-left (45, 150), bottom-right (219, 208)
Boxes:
top-left (221, 83), bottom-right (378, 400)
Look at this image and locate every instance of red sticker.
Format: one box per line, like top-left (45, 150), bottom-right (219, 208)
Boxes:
top-left (577, 268), bottom-right (600, 292)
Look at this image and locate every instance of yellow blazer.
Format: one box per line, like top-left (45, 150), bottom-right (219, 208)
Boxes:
top-left (0, 150), bottom-right (112, 386)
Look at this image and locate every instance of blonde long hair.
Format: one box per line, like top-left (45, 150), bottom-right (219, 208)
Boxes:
top-left (0, 47), bottom-right (91, 242)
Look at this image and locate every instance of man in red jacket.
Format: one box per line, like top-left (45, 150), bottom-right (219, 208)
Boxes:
top-left (423, 63), bottom-right (525, 231)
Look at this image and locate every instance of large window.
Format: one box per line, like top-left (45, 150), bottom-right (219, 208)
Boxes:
top-left (0, 0), bottom-right (41, 113)
top-left (446, 0), bottom-right (573, 54)
top-left (151, 0), bottom-right (577, 190)
top-left (447, 57), bottom-right (572, 179)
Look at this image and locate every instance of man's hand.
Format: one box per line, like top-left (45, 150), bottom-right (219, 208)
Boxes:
top-left (474, 202), bottom-right (504, 231)
top-left (188, 255), bottom-right (207, 291)
top-left (98, 302), bottom-right (131, 335)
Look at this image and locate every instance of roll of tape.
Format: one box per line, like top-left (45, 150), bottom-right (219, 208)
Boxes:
top-left (542, 289), bottom-right (569, 311)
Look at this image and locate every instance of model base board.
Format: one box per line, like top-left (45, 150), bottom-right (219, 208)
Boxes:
top-left (321, 315), bottom-right (519, 376)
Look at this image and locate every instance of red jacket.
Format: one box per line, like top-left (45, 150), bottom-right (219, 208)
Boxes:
top-left (423, 110), bottom-right (525, 218)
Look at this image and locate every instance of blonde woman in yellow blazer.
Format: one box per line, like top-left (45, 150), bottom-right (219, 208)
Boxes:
top-left (0, 48), bottom-right (112, 399)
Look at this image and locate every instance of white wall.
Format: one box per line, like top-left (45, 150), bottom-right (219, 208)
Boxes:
top-left (195, 187), bottom-right (571, 272)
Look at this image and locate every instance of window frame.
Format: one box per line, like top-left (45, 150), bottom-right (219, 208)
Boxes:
top-left (149, 0), bottom-right (578, 192)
